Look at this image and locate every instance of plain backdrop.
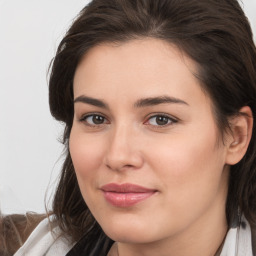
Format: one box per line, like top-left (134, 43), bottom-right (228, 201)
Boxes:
top-left (0, 0), bottom-right (256, 214)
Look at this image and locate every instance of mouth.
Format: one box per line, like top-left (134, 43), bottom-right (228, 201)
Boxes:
top-left (100, 183), bottom-right (157, 207)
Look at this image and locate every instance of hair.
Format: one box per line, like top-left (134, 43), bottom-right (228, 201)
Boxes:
top-left (48, 0), bottom-right (256, 253)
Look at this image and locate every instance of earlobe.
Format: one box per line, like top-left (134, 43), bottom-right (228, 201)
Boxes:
top-left (225, 106), bottom-right (253, 165)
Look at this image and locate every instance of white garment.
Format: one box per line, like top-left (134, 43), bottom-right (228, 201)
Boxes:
top-left (13, 216), bottom-right (74, 256)
top-left (220, 215), bottom-right (253, 256)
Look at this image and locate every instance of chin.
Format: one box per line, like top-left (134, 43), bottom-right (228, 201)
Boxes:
top-left (105, 228), bottom-right (153, 244)
top-left (99, 217), bottom-right (160, 244)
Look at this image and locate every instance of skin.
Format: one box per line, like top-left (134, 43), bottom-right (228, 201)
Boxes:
top-left (69, 38), bottom-right (234, 256)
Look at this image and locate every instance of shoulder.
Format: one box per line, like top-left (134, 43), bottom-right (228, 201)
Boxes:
top-left (0, 213), bottom-right (74, 256)
top-left (14, 214), bottom-right (74, 256)
top-left (0, 212), bottom-right (46, 255)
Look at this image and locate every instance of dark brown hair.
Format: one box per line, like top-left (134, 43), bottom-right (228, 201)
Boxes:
top-left (48, 0), bottom-right (256, 252)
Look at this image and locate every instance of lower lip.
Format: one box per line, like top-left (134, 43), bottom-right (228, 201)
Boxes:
top-left (102, 191), bottom-right (155, 207)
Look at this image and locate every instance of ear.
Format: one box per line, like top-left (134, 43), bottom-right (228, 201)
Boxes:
top-left (225, 106), bottom-right (253, 165)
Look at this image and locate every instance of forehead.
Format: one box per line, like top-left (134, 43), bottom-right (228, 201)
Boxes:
top-left (73, 38), bottom-right (208, 107)
top-left (75, 38), bottom-right (198, 78)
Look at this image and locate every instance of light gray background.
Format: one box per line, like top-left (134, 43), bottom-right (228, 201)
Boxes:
top-left (0, 0), bottom-right (256, 214)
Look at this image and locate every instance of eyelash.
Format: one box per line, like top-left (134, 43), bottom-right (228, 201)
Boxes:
top-left (79, 113), bottom-right (178, 128)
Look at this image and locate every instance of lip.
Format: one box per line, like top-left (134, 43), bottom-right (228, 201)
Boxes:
top-left (100, 183), bottom-right (157, 207)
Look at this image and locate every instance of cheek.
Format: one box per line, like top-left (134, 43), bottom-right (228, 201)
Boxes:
top-left (162, 123), bottom-right (222, 171)
top-left (147, 126), bottom-right (226, 207)
top-left (69, 129), bottom-right (105, 185)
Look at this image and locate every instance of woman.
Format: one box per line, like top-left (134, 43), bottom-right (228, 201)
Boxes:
top-left (11, 0), bottom-right (256, 255)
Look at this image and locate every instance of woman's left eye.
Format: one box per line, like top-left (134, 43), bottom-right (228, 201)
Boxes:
top-left (145, 115), bottom-right (177, 126)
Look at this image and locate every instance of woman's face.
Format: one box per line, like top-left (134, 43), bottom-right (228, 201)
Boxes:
top-left (70, 39), bottom-right (230, 246)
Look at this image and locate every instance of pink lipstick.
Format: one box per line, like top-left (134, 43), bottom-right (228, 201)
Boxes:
top-left (100, 183), bottom-right (156, 207)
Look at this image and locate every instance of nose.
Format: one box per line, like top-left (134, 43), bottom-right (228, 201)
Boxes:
top-left (103, 124), bottom-right (144, 171)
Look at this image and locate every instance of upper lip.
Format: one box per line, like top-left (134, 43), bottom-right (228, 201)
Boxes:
top-left (100, 183), bottom-right (156, 193)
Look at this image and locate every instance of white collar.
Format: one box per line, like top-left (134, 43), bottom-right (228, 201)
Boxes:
top-left (220, 214), bottom-right (253, 256)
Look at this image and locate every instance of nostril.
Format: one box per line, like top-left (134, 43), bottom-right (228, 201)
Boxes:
top-left (105, 163), bottom-right (136, 171)
top-left (124, 164), bottom-right (134, 168)
top-left (104, 155), bottom-right (143, 171)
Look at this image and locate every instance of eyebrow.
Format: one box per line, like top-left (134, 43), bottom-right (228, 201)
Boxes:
top-left (73, 95), bottom-right (188, 109)
top-left (134, 96), bottom-right (189, 108)
top-left (74, 95), bottom-right (109, 109)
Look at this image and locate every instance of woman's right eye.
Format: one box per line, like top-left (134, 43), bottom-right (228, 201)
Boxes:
top-left (80, 114), bottom-right (109, 126)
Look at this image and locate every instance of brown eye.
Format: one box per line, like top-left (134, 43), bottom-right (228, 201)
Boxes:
top-left (92, 115), bottom-right (105, 124)
top-left (81, 114), bottom-right (107, 125)
top-left (155, 116), bottom-right (169, 125)
top-left (146, 115), bottom-right (177, 126)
